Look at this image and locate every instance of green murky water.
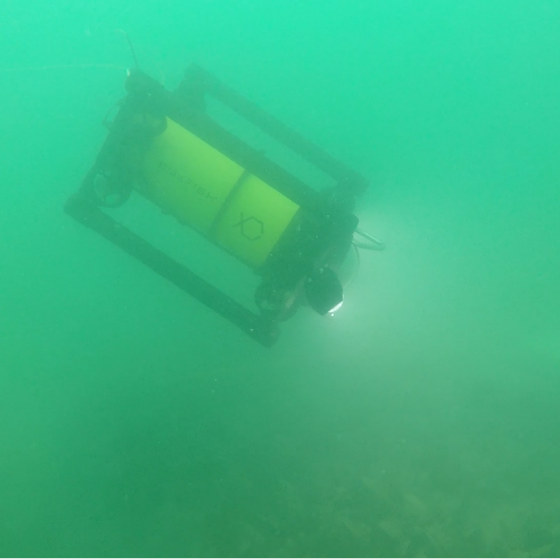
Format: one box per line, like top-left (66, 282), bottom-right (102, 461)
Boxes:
top-left (1, 1), bottom-right (559, 556)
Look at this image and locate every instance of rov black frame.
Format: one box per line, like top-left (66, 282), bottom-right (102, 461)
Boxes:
top-left (65, 64), bottom-right (368, 347)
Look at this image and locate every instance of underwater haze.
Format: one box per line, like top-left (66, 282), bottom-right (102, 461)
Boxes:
top-left (1, 0), bottom-right (560, 556)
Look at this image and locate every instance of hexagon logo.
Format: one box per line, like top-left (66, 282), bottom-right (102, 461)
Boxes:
top-left (233, 212), bottom-right (264, 241)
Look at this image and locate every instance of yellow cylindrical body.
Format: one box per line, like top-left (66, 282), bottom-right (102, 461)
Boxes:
top-left (138, 117), bottom-right (299, 268)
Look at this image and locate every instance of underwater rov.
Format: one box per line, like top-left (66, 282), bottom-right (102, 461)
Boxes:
top-left (65, 64), bottom-right (383, 347)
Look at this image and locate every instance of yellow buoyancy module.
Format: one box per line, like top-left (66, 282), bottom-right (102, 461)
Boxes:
top-left (139, 117), bottom-right (299, 268)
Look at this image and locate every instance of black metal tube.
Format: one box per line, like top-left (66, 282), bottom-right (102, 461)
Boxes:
top-left (64, 194), bottom-right (279, 348)
top-left (180, 64), bottom-right (369, 196)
